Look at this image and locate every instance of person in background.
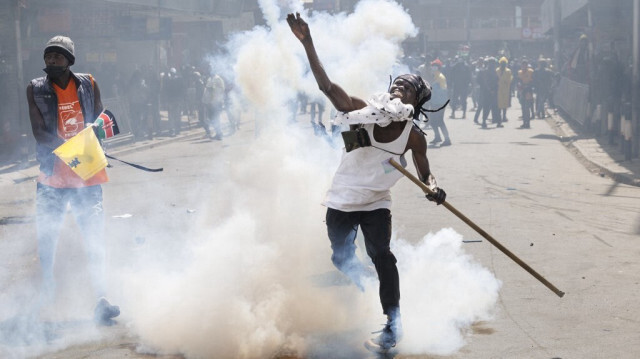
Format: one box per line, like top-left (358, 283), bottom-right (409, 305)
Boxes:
top-left (309, 97), bottom-right (326, 136)
top-left (26, 35), bottom-right (120, 326)
top-left (448, 56), bottom-right (471, 119)
top-left (163, 67), bottom-right (185, 137)
top-left (533, 58), bottom-right (553, 119)
top-left (517, 59), bottom-right (535, 129)
top-left (128, 69), bottom-right (151, 140)
top-left (428, 59), bottom-right (452, 146)
top-left (479, 57), bottom-right (500, 128)
top-left (472, 57), bottom-right (486, 124)
top-left (496, 57), bottom-right (513, 123)
top-left (202, 73), bottom-right (226, 140)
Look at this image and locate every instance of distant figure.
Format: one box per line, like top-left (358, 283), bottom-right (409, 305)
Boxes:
top-left (533, 58), bottom-right (553, 119)
top-left (428, 59), bottom-right (452, 145)
top-left (223, 79), bottom-right (240, 133)
top-left (496, 57), bottom-right (513, 123)
top-left (448, 56), bottom-right (471, 119)
top-left (128, 70), bottom-right (151, 140)
top-left (479, 57), bottom-right (500, 128)
top-left (517, 59), bottom-right (534, 129)
top-left (566, 34), bottom-right (592, 85)
top-left (309, 98), bottom-right (326, 136)
top-left (472, 57), bottom-right (486, 123)
top-left (142, 66), bottom-right (161, 137)
top-left (26, 35), bottom-right (120, 326)
top-left (163, 68), bottom-right (185, 137)
top-left (202, 73), bottom-right (226, 140)
top-left (193, 69), bottom-right (207, 137)
top-left (297, 92), bottom-right (308, 114)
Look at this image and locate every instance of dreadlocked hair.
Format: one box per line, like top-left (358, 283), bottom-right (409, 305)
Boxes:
top-left (388, 74), bottom-right (449, 123)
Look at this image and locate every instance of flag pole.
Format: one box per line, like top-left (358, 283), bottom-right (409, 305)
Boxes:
top-left (388, 158), bottom-right (565, 298)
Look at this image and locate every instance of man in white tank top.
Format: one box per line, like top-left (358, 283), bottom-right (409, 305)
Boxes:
top-left (288, 13), bottom-right (447, 354)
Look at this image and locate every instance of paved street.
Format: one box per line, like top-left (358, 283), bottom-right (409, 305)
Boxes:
top-left (0, 102), bottom-right (639, 359)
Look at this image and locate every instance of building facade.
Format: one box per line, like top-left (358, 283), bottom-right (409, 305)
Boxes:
top-left (541, 0), bottom-right (639, 159)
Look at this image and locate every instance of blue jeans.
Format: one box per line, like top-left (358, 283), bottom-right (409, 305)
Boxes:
top-left (36, 183), bottom-right (106, 302)
top-left (326, 208), bottom-right (400, 315)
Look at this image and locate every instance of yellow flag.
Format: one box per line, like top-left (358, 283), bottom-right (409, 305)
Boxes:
top-left (53, 126), bottom-right (107, 180)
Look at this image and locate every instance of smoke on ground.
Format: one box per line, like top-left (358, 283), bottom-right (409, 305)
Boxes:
top-left (119, 1), bottom-right (501, 358)
top-left (0, 1), bottom-right (500, 358)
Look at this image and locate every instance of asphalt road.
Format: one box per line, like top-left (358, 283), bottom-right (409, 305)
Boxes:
top-left (1, 103), bottom-right (639, 359)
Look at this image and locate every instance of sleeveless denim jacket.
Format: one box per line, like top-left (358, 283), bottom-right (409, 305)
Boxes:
top-left (31, 73), bottom-right (95, 175)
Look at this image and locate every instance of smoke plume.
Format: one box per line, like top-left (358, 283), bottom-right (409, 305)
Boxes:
top-left (0, 1), bottom-right (501, 358)
top-left (119, 1), bottom-right (500, 358)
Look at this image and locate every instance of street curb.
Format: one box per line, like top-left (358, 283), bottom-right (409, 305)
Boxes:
top-left (546, 114), bottom-right (640, 188)
top-left (107, 130), bottom-right (204, 158)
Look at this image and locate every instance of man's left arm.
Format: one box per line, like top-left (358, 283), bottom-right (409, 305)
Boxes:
top-left (408, 128), bottom-right (446, 205)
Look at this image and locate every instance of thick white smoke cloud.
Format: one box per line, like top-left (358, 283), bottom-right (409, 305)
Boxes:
top-left (395, 228), bottom-right (501, 355)
top-left (0, 1), bottom-right (500, 358)
top-left (117, 1), bottom-right (501, 358)
top-left (0, 1), bottom-right (499, 358)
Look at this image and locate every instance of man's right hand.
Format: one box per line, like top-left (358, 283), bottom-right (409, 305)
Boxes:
top-left (93, 118), bottom-right (106, 140)
top-left (287, 12), bottom-right (310, 42)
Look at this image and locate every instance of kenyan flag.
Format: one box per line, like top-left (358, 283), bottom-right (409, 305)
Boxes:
top-left (95, 110), bottom-right (120, 139)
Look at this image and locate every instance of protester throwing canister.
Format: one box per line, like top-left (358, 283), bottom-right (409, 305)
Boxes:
top-left (287, 13), bottom-right (446, 354)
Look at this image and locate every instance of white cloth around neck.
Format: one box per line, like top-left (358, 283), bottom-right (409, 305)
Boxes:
top-left (333, 92), bottom-right (414, 127)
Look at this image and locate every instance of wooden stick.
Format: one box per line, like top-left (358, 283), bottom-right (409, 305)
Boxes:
top-left (388, 159), bottom-right (565, 298)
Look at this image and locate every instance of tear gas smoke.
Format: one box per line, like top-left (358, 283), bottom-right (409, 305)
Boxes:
top-left (119, 1), bottom-right (500, 358)
top-left (0, 1), bottom-right (501, 358)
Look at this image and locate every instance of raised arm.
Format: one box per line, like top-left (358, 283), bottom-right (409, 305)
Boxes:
top-left (287, 13), bottom-right (366, 112)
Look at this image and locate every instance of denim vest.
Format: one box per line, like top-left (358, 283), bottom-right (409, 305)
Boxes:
top-left (31, 73), bottom-right (95, 175)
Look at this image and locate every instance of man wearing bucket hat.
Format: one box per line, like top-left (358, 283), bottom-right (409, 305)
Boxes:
top-left (26, 35), bottom-right (120, 326)
top-left (288, 13), bottom-right (447, 354)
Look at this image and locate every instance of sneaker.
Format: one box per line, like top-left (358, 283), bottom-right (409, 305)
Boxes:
top-left (429, 138), bottom-right (442, 145)
top-left (440, 139), bottom-right (452, 146)
top-left (364, 311), bottom-right (402, 354)
top-left (94, 297), bottom-right (120, 326)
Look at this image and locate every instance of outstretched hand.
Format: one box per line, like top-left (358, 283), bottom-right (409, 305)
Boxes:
top-left (287, 12), bottom-right (310, 42)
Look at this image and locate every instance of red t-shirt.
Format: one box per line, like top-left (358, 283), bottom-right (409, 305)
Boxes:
top-left (38, 76), bottom-right (108, 188)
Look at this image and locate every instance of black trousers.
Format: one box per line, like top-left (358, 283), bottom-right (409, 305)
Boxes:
top-left (326, 207), bottom-right (400, 314)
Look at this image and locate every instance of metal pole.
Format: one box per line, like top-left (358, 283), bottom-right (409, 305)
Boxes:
top-left (388, 159), bottom-right (565, 298)
top-left (14, 1), bottom-right (27, 163)
top-left (553, 0), bottom-right (561, 73)
top-left (466, 0), bottom-right (471, 44)
top-left (633, 0), bottom-right (640, 157)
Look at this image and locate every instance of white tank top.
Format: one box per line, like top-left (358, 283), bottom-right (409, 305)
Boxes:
top-left (322, 121), bottom-right (413, 212)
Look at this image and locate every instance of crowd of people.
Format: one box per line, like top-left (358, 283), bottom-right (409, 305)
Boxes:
top-left (413, 53), bottom-right (558, 144)
top-left (99, 64), bottom-right (238, 142)
top-left (286, 51), bottom-right (559, 148)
